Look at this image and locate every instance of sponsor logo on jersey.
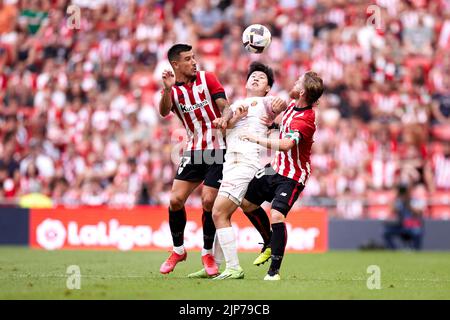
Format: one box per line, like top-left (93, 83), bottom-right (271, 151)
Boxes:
top-left (179, 100), bottom-right (209, 113)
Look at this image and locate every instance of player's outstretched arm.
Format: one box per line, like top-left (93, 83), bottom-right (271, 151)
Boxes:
top-left (240, 135), bottom-right (296, 152)
top-left (159, 69), bottom-right (175, 117)
top-left (213, 106), bottom-right (248, 129)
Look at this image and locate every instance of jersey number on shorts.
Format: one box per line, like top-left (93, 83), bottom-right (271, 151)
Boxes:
top-left (178, 156), bottom-right (191, 175)
top-left (255, 167), bottom-right (266, 179)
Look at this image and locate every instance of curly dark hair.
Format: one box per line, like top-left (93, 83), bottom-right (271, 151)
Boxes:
top-left (246, 61), bottom-right (274, 88)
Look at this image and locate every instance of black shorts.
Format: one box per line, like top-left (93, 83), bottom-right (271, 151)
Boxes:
top-left (174, 149), bottom-right (225, 189)
top-left (244, 164), bottom-right (305, 216)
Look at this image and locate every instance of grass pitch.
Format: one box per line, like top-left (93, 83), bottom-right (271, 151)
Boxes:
top-left (0, 247), bottom-right (449, 299)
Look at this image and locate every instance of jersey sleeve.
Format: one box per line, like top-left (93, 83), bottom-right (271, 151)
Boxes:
top-left (287, 117), bottom-right (315, 144)
top-left (205, 72), bottom-right (226, 101)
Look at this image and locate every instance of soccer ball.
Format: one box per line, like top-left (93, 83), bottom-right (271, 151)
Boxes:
top-left (242, 24), bottom-right (272, 54)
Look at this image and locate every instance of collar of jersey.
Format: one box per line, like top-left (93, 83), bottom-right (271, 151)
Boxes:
top-left (293, 105), bottom-right (312, 112)
top-left (175, 76), bottom-right (197, 86)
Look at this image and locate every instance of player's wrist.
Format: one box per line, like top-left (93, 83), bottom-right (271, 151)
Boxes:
top-left (224, 109), bottom-right (233, 121)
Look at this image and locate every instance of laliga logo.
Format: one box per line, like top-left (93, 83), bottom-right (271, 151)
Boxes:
top-left (36, 219), bottom-right (67, 250)
top-left (35, 219), bottom-right (321, 251)
top-left (36, 219), bottom-right (154, 251)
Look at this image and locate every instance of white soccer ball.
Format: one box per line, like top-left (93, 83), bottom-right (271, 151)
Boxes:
top-left (242, 24), bottom-right (272, 54)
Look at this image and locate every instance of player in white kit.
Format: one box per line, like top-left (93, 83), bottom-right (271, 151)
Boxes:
top-left (212, 62), bottom-right (287, 279)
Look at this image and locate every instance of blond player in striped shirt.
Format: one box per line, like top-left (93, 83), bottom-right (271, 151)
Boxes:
top-left (240, 71), bottom-right (324, 280)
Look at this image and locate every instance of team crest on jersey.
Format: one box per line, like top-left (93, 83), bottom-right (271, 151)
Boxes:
top-left (251, 101), bottom-right (258, 106)
top-left (196, 84), bottom-right (204, 93)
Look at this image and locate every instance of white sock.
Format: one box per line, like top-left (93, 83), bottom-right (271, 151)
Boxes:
top-left (216, 227), bottom-right (240, 269)
top-left (173, 245), bottom-right (185, 255)
top-left (212, 234), bottom-right (224, 269)
top-left (201, 248), bottom-right (212, 256)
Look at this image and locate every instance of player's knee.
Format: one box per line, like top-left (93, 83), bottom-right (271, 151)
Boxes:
top-left (201, 194), bottom-right (215, 212)
top-left (271, 210), bottom-right (285, 223)
top-left (212, 208), bottom-right (223, 224)
top-left (241, 199), bottom-right (257, 213)
top-left (169, 194), bottom-right (186, 211)
top-left (212, 203), bottom-right (226, 223)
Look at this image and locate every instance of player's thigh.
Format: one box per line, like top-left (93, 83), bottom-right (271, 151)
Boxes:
top-left (243, 165), bottom-right (276, 209)
top-left (203, 149), bottom-right (226, 189)
top-left (271, 179), bottom-right (305, 217)
top-left (175, 150), bottom-right (209, 183)
top-left (170, 179), bottom-right (201, 209)
top-left (220, 159), bottom-right (259, 207)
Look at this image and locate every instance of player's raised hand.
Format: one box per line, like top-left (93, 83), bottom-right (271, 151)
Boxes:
top-left (271, 97), bottom-right (288, 114)
top-left (212, 117), bottom-right (221, 128)
top-left (260, 115), bottom-right (272, 127)
top-left (162, 69), bottom-right (175, 89)
top-left (235, 105), bottom-right (249, 119)
top-left (213, 117), bottom-right (228, 130)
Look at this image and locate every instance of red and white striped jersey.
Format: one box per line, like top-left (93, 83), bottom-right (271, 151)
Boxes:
top-left (432, 154), bottom-right (450, 190)
top-left (169, 71), bottom-right (227, 151)
top-left (271, 101), bottom-right (316, 184)
top-left (373, 93), bottom-right (400, 114)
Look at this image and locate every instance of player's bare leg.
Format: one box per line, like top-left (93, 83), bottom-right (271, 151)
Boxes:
top-left (211, 195), bottom-right (244, 279)
top-left (241, 199), bottom-right (272, 266)
top-left (160, 179), bottom-right (201, 274)
top-left (264, 209), bottom-right (286, 280)
top-left (200, 185), bottom-right (220, 276)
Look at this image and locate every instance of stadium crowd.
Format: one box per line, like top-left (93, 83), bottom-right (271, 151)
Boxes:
top-left (0, 0), bottom-right (449, 219)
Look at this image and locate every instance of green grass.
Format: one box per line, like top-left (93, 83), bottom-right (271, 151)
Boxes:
top-left (0, 247), bottom-right (449, 299)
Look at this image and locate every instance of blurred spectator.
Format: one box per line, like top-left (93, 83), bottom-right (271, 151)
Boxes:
top-left (0, 0), bottom-right (18, 34)
top-left (18, 0), bottom-right (49, 35)
top-left (431, 74), bottom-right (450, 125)
top-left (368, 125), bottom-right (398, 190)
top-left (403, 13), bottom-right (434, 57)
top-left (383, 184), bottom-right (425, 250)
top-left (192, 0), bottom-right (223, 39)
top-left (0, 0), bottom-right (448, 216)
top-left (429, 142), bottom-right (450, 192)
top-left (18, 191), bottom-right (53, 208)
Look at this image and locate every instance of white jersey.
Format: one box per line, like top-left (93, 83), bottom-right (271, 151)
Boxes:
top-left (226, 96), bottom-right (276, 159)
top-left (219, 95), bottom-right (277, 205)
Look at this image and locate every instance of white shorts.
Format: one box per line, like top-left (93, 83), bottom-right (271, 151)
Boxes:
top-left (218, 153), bottom-right (260, 206)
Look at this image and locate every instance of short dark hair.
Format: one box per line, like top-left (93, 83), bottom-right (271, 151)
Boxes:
top-left (167, 44), bottom-right (192, 63)
top-left (303, 71), bottom-right (324, 105)
top-left (246, 61), bottom-right (274, 88)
